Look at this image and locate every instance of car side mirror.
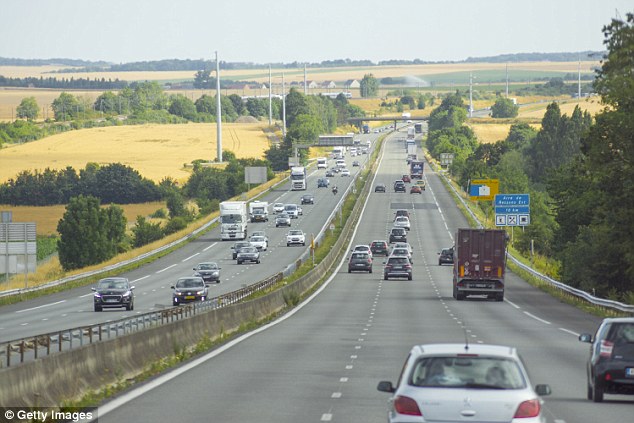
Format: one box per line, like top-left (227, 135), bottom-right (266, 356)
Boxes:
top-left (91, 287), bottom-right (96, 292)
top-left (170, 285), bottom-right (175, 289)
top-left (535, 384), bottom-right (552, 396)
top-left (578, 333), bottom-right (593, 343)
top-left (130, 286), bottom-right (135, 290)
top-left (193, 267), bottom-right (197, 271)
top-left (377, 381), bottom-right (395, 393)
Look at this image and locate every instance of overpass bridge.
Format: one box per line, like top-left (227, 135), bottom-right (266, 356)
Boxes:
top-left (346, 116), bottom-right (428, 131)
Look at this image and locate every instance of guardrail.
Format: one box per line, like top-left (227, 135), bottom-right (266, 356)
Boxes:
top-left (0, 146), bottom-right (377, 368)
top-left (433, 161), bottom-right (634, 315)
top-left (0, 175), bottom-right (292, 299)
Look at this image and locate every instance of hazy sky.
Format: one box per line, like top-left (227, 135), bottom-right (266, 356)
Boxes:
top-left (2, 0), bottom-right (631, 64)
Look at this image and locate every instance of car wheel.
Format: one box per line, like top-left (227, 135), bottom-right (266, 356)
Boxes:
top-left (369, 268), bottom-right (373, 273)
top-left (439, 260), bottom-right (442, 266)
top-left (257, 260), bottom-right (260, 264)
top-left (384, 274), bottom-right (389, 280)
top-left (592, 379), bottom-right (604, 402)
top-left (237, 260), bottom-right (242, 265)
top-left (496, 293), bottom-right (504, 302)
top-left (287, 243), bottom-right (290, 247)
top-left (587, 381), bottom-right (593, 400)
top-left (126, 302), bottom-right (132, 311)
top-left (348, 269), bottom-right (352, 273)
top-left (94, 305), bottom-right (102, 312)
top-left (302, 242), bottom-right (305, 246)
top-left (408, 274), bottom-right (412, 281)
top-left (173, 301), bottom-right (178, 306)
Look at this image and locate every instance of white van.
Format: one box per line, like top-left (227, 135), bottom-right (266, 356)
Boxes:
top-left (317, 157), bottom-right (327, 169)
top-left (336, 159), bottom-right (346, 168)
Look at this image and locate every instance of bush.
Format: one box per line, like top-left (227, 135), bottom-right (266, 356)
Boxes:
top-left (163, 216), bottom-right (188, 235)
top-left (132, 216), bottom-right (164, 248)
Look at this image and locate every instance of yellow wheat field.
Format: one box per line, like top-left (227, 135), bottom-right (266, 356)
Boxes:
top-left (0, 122), bottom-right (271, 184)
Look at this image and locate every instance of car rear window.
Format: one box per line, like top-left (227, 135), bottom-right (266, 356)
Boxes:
top-left (351, 253), bottom-right (368, 260)
top-left (389, 257), bottom-right (408, 264)
top-left (409, 357), bottom-right (526, 389)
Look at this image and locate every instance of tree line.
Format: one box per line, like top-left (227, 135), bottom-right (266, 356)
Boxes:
top-left (0, 76), bottom-right (128, 89)
top-left (426, 13), bottom-right (634, 302)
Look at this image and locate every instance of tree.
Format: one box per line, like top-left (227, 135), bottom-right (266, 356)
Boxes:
top-left (490, 97), bottom-right (519, 118)
top-left (52, 92), bottom-right (80, 121)
top-left (132, 216), bottom-right (164, 248)
top-left (16, 97), bottom-right (39, 121)
top-left (57, 195), bottom-right (127, 270)
top-left (360, 74), bottom-right (379, 97)
top-left (168, 94), bottom-right (197, 120)
top-left (94, 91), bottom-right (119, 114)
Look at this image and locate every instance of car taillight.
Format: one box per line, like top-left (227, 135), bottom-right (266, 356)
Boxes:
top-left (513, 399), bottom-right (540, 418)
top-left (405, 264), bottom-right (412, 269)
top-left (600, 340), bottom-right (614, 358)
top-left (394, 395), bottom-right (422, 416)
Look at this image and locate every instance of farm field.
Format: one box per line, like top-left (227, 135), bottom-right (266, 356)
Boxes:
top-left (0, 122), bottom-right (271, 184)
top-left (0, 202), bottom-right (166, 236)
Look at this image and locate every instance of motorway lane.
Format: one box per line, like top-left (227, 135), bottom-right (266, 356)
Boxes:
top-left (0, 139), bottom-right (375, 343)
top-left (97, 127), bottom-right (632, 423)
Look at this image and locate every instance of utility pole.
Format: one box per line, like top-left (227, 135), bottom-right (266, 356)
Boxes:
top-left (578, 56), bottom-right (581, 100)
top-left (505, 63), bottom-right (509, 98)
top-left (215, 51), bottom-right (222, 163)
top-left (304, 63), bottom-right (307, 95)
top-left (469, 72), bottom-right (474, 118)
top-left (282, 72), bottom-right (287, 138)
top-left (268, 65), bottom-right (272, 126)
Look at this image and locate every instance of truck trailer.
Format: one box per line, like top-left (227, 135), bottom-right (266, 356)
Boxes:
top-left (410, 160), bottom-right (424, 179)
top-left (453, 228), bottom-right (508, 301)
top-left (220, 201), bottom-right (248, 240)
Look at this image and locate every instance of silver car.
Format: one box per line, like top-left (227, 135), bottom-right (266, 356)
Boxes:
top-left (378, 343), bottom-right (551, 423)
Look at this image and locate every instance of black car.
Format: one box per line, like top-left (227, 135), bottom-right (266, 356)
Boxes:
top-left (389, 227), bottom-right (407, 243)
top-left (231, 241), bottom-right (252, 259)
top-left (317, 177), bottom-right (330, 188)
top-left (370, 240), bottom-right (389, 256)
top-left (237, 246), bottom-right (261, 264)
top-left (394, 180), bottom-right (406, 193)
top-left (92, 277), bottom-right (135, 312)
top-left (275, 213), bottom-right (291, 227)
top-left (579, 317), bottom-right (634, 402)
top-left (438, 247), bottom-right (454, 266)
top-left (348, 252), bottom-right (372, 273)
top-left (374, 183), bottom-right (386, 193)
top-left (383, 256), bottom-right (413, 280)
top-left (193, 262), bottom-right (221, 283)
top-left (171, 276), bottom-right (209, 306)
top-left (325, 170), bottom-right (335, 177)
top-left (301, 194), bottom-right (315, 205)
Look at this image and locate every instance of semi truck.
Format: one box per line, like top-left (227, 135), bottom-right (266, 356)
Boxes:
top-left (414, 123), bottom-right (423, 133)
top-left (410, 160), bottom-right (424, 179)
top-left (220, 201), bottom-right (248, 240)
top-left (290, 166), bottom-right (307, 190)
top-left (452, 228), bottom-right (508, 301)
top-left (317, 157), bottom-right (328, 169)
top-left (362, 124), bottom-right (370, 134)
top-left (248, 201), bottom-right (269, 223)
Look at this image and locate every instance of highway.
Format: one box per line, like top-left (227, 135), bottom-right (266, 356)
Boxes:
top-left (96, 128), bottom-right (631, 423)
top-left (0, 133), bottom-right (376, 343)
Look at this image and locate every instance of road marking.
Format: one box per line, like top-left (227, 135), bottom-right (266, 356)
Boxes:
top-left (182, 253), bottom-right (200, 262)
top-left (505, 299), bottom-right (521, 309)
top-left (20, 323), bottom-right (29, 326)
top-left (15, 300), bottom-right (66, 313)
top-left (132, 275), bottom-right (151, 283)
top-left (559, 328), bottom-right (580, 337)
top-left (320, 414), bottom-right (333, 421)
top-left (340, 377), bottom-right (348, 382)
top-left (203, 242), bottom-right (217, 252)
top-left (523, 311), bottom-right (551, 325)
top-left (79, 293), bottom-right (94, 298)
top-left (156, 264), bottom-right (177, 273)
top-left (331, 392), bottom-right (342, 398)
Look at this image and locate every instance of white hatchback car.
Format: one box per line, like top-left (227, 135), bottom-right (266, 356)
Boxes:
top-left (249, 235), bottom-right (268, 251)
top-left (351, 244), bottom-right (373, 258)
top-left (378, 343), bottom-right (551, 423)
top-left (341, 168), bottom-right (351, 177)
top-left (394, 216), bottom-right (411, 231)
top-left (273, 203), bottom-right (285, 214)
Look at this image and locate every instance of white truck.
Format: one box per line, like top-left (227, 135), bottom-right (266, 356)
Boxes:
top-left (290, 166), bottom-right (307, 190)
top-left (220, 201), bottom-right (248, 240)
top-left (317, 157), bottom-right (328, 169)
top-left (248, 201), bottom-right (269, 223)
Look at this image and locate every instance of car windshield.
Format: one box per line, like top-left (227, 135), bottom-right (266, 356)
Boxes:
top-left (289, 230), bottom-right (302, 235)
top-left (354, 246), bottom-right (368, 251)
top-left (277, 214), bottom-right (289, 219)
top-left (176, 279), bottom-right (204, 288)
top-left (409, 357), bottom-right (526, 389)
top-left (98, 279), bottom-right (127, 289)
top-left (285, 205), bottom-right (297, 211)
top-left (393, 249), bottom-right (408, 255)
top-left (251, 237), bottom-right (264, 242)
top-left (392, 229), bottom-right (405, 234)
top-left (235, 242), bottom-right (250, 248)
top-left (351, 253), bottom-right (368, 260)
top-left (198, 263), bottom-right (217, 270)
top-left (241, 247), bottom-right (257, 253)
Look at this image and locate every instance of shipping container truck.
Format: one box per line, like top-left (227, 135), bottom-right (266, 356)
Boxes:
top-left (220, 201), bottom-right (248, 240)
top-left (453, 228), bottom-right (508, 301)
top-left (410, 160), bottom-right (424, 179)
